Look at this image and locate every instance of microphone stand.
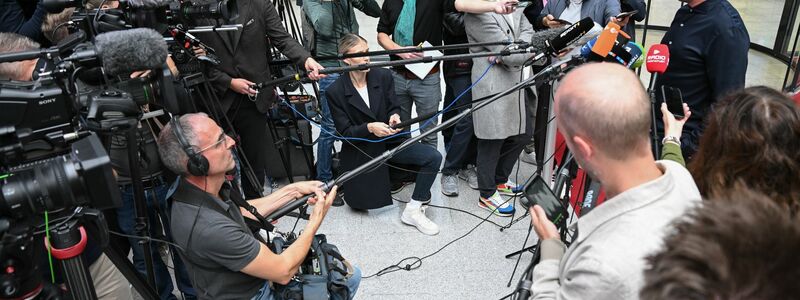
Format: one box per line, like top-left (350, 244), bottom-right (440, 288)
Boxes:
top-left (317, 40), bottom-right (524, 60)
top-left (265, 55), bottom-right (586, 222)
top-left (647, 73), bottom-right (661, 159)
top-left (267, 40), bottom-right (527, 66)
top-left (256, 47), bottom-right (547, 90)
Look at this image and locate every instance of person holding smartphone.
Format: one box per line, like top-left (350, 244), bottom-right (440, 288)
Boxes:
top-left (529, 62), bottom-right (701, 299)
top-left (619, 0), bottom-right (647, 41)
top-left (533, 0), bottom-right (622, 30)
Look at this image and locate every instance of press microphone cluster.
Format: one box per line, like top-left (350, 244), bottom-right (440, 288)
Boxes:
top-left (579, 22), bottom-right (644, 69)
top-left (257, 18), bottom-right (596, 92)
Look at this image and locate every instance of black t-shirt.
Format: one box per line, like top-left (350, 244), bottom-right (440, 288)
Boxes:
top-left (377, 0), bottom-right (455, 59)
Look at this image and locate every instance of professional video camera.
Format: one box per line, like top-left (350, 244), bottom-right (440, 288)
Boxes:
top-left (47, 0), bottom-right (239, 29)
top-left (0, 27), bottom-right (176, 299)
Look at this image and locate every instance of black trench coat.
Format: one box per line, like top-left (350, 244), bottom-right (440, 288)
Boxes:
top-left (325, 68), bottom-right (404, 209)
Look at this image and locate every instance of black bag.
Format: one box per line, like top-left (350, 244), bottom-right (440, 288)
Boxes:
top-left (271, 234), bottom-right (354, 300)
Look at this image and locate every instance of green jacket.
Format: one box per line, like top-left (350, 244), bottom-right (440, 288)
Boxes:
top-left (302, 0), bottom-right (381, 68)
top-left (660, 142), bottom-right (686, 167)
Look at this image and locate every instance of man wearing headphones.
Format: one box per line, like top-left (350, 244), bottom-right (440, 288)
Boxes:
top-left (157, 113), bottom-right (361, 299)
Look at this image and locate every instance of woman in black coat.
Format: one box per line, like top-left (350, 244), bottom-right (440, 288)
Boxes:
top-left (326, 34), bottom-right (442, 236)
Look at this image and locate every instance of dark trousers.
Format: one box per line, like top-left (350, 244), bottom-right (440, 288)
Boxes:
top-left (442, 75), bottom-right (477, 175)
top-left (442, 74), bottom-right (472, 147)
top-left (228, 99), bottom-right (267, 199)
top-left (476, 135), bottom-right (530, 198)
top-left (389, 142), bottom-right (442, 202)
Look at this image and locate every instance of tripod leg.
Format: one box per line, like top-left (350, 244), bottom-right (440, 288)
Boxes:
top-left (125, 128), bottom-right (158, 292)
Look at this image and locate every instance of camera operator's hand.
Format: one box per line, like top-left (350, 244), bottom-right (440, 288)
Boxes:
top-left (660, 102), bottom-right (691, 140)
top-left (305, 57), bottom-right (326, 81)
top-left (231, 78), bottom-right (258, 96)
top-left (192, 46), bottom-right (206, 57)
top-left (396, 46), bottom-right (423, 60)
top-left (130, 70), bottom-right (152, 78)
top-left (288, 181), bottom-right (325, 202)
top-left (307, 185), bottom-right (337, 228)
top-left (530, 205), bottom-right (560, 241)
top-left (368, 122), bottom-right (399, 137)
top-left (388, 114), bottom-right (401, 128)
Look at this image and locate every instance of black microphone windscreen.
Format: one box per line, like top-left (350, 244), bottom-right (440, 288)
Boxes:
top-left (528, 28), bottom-right (565, 52)
top-left (95, 28), bottom-right (168, 76)
top-left (546, 17), bottom-right (594, 54)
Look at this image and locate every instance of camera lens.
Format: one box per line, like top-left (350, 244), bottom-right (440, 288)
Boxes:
top-left (1, 155), bottom-right (83, 219)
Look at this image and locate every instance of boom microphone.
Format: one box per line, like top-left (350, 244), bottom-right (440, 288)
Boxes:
top-left (65, 28), bottom-right (168, 76)
top-left (543, 17), bottom-right (594, 55)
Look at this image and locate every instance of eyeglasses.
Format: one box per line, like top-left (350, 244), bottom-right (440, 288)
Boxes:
top-left (198, 134), bottom-right (226, 153)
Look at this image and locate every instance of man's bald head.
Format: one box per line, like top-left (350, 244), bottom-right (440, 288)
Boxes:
top-left (555, 63), bottom-right (651, 160)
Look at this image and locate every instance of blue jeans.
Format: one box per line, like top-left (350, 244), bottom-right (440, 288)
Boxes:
top-left (392, 71), bottom-right (442, 147)
top-left (316, 73), bottom-right (341, 182)
top-left (389, 142), bottom-right (442, 202)
top-left (251, 266), bottom-right (362, 300)
top-left (117, 179), bottom-right (196, 300)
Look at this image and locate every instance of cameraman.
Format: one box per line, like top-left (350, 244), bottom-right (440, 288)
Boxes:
top-left (108, 104), bottom-right (197, 300)
top-left (157, 113), bottom-right (360, 300)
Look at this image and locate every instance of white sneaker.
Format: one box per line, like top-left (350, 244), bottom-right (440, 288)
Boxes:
top-left (401, 206), bottom-right (440, 235)
top-left (458, 164), bottom-right (479, 190)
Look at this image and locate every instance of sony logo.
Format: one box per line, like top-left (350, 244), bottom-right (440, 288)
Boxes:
top-left (38, 98), bottom-right (56, 105)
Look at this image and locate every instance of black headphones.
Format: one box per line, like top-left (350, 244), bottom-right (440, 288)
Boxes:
top-left (170, 115), bottom-right (210, 176)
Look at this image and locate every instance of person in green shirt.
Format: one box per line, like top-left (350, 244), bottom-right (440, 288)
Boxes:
top-left (302, 0), bottom-right (381, 184)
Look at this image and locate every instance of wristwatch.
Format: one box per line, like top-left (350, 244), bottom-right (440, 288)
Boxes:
top-left (662, 136), bottom-right (681, 146)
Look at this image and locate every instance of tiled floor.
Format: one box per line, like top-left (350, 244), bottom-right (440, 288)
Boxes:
top-left (149, 1), bottom-right (796, 299)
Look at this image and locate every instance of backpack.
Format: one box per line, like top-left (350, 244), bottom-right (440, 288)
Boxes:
top-left (271, 234), bottom-right (354, 300)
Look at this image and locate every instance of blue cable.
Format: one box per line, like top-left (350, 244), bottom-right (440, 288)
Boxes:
top-left (283, 61), bottom-right (495, 143)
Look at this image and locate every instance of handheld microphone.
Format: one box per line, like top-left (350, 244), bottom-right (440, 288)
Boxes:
top-left (645, 44), bottom-right (670, 92)
top-left (625, 42), bottom-right (644, 69)
top-left (543, 17), bottom-right (595, 55)
top-left (587, 22), bottom-right (619, 61)
top-left (65, 28), bottom-right (168, 76)
top-left (523, 28), bottom-right (565, 52)
top-left (645, 44), bottom-right (670, 75)
top-left (645, 44), bottom-right (670, 158)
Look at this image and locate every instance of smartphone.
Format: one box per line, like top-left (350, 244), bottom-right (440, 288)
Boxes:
top-left (615, 10), bottom-right (639, 19)
top-left (552, 18), bottom-right (572, 25)
top-left (522, 176), bottom-right (566, 224)
top-left (661, 86), bottom-right (685, 119)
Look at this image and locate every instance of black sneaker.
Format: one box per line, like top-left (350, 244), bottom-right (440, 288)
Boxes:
top-left (332, 193), bottom-right (345, 207)
top-left (391, 182), bottom-right (410, 194)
